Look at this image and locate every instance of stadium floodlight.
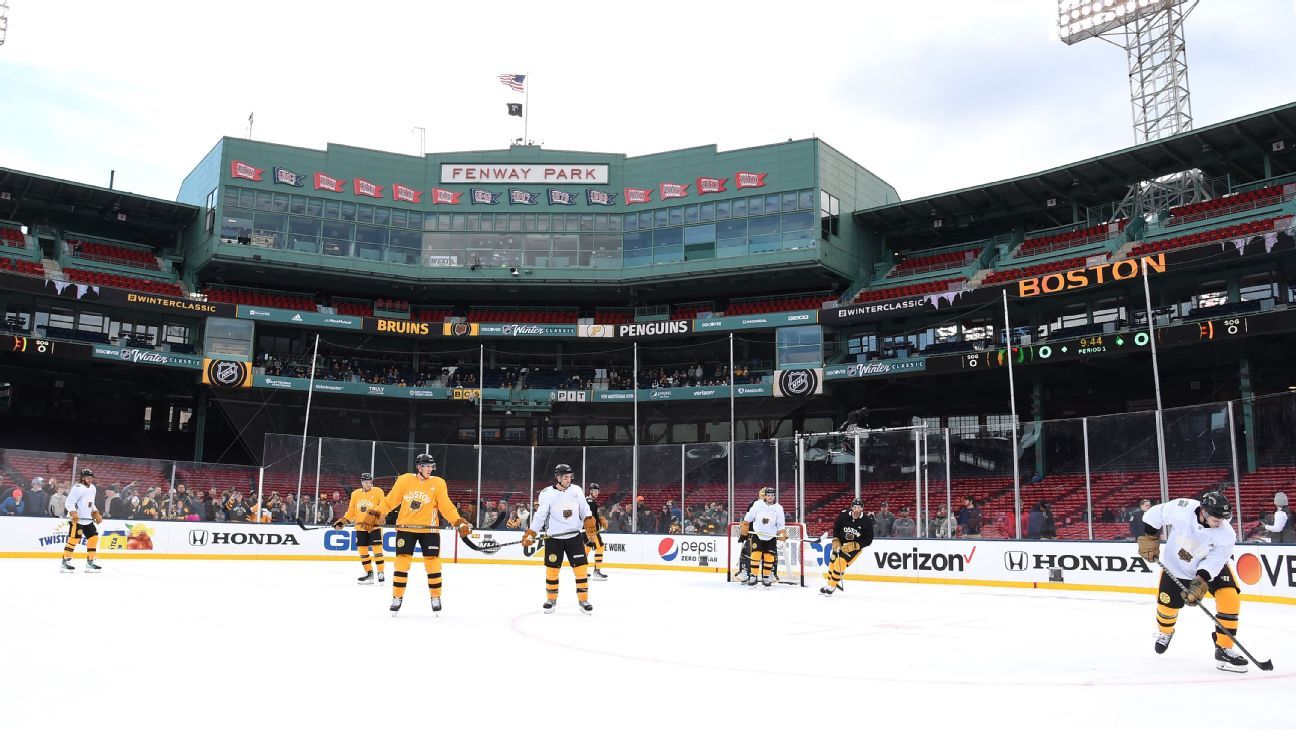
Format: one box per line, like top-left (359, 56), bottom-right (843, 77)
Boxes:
top-left (1057, 0), bottom-right (1189, 45)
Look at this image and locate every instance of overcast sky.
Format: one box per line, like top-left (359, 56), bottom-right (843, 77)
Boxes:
top-left (1, 0), bottom-right (1293, 203)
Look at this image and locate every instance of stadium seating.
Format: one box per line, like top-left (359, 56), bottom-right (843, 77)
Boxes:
top-left (413, 306), bottom-right (454, 323)
top-left (64, 268), bottom-right (182, 296)
top-left (981, 256), bottom-right (1092, 286)
top-left (593, 310), bottom-right (634, 325)
top-left (725, 292), bottom-right (835, 315)
top-left (204, 286), bottom-right (316, 311)
top-left (0, 257), bottom-right (44, 276)
top-left (1168, 184), bottom-right (1288, 224)
top-left (887, 247), bottom-right (978, 277)
top-left (672, 304), bottom-right (714, 320)
top-left (333, 300), bottom-right (372, 317)
top-left (849, 277), bottom-right (967, 304)
top-left (1128, 216), bottom-right (1290, 258)
top-left (68, 238), bottom-right (160, 270)
top-left (468, 308), bottom-right (578, 324)
top-left (1017, 221), bottom-right (1127, 257)
top-left (1, 225), bottom-right (25, 249)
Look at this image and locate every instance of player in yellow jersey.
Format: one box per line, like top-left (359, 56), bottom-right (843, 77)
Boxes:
top-left (371, 453), bottom-right (471, 616)
top-left (332, 472), bottom-right (387, 585)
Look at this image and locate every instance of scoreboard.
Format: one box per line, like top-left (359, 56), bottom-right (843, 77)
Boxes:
top-left (1, 335), bottom-right (92, 360)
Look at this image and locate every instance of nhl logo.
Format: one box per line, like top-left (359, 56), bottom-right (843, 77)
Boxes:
top-left (453, 323), bottom-right (470, 336)
top-left (777, 368), bottom-right (819, 397)
top-left (207, 359), bottom-right (248, 387)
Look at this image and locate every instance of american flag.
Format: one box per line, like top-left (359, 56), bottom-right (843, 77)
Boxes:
top-left (498, 73), bottom-right (526, 92)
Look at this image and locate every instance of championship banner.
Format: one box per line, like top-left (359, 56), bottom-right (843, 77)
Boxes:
top-left (773, 368), bottom-right (822, 398)
top-left (203, 358), bottom-right (252, 388)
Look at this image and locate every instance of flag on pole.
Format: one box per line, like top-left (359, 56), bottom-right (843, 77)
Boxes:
top-left (506, 103), bottom-right (523, 117)
top-left (497, 73), bottom-right (526, 92)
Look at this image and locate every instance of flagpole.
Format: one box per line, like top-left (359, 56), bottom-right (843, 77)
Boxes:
top-left (523, 71), bottom-right (529, 145)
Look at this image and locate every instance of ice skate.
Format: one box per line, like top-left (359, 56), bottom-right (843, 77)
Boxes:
top-left (356, 572), bottom-right (374, 585)
top-left (431, 597), bottom-right (442, 615)
top-left (85, 560), bottom-right (102, 573)
top-left (1154, 631), bottom-right (1173, 654)
top-left (59, 558), bottom-right (75, 573)
top-left (761, 575), bottom-right (773, 587)
top-left (735, 569), bottom-right (749, 584)
top-left (578, 601), bottom-right (593, 615)
top-left (591, 568), bottom-right (609, 581)
top-left (377, 572), bottom-right (385, 583)
top-left (1215, 644), bottom-right (1248, 673)
top-left (746, 574), bottom-right (758, 586)
top-left (389, 597), bottom-right (402, 616)
top-left (543, 599), bottom-right (557, 614)
top-left (820, 586), bottom-right (834, 596)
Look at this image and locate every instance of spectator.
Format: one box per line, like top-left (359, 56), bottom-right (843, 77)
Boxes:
top-left (103, 487), bottom-right (124, 519)
top-left (929, 504), bottom-right (957, 538)
top-left (47, 481), bottom-right (68, 518)
top-left (957, 496), bottom-right (982, 537)
top-left (124, 495), bottom-right (142, 519)
top-left (225, 492), bottom-right (249, 522)
top-left (24, 478), bottom-right (50, 518)
top-left (1257, 492), bottom-right (1293, 543)
top-left (1039, 501), bottom-right (1056, 539)
top-left (491, 501), bottom-right (511, 530)
top-left (1128, 498), bottom-right (1152, 540)
top-left (1, 489), bottom-right (25, 515)
top-left (1027, 502), bottom-right (1044, 539)
top-left (873, 502), bottom-right (895, 538)
top-left (892, 507), bottom-right (916, 538)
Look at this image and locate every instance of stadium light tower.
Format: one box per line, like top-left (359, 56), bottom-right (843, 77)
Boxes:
top-left (1058, 0), bottom-right (1203, 211)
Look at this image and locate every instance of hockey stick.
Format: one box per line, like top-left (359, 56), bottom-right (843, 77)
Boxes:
top-left (459, 530), bottom-right (581, 555)
top-left (1156, 560), bottom-right (1273, 671)
top-left (295, 518), bottom-right (330, 531)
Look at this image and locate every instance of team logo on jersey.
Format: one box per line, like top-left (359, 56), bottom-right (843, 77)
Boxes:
top-left (548, 553), bottom-right (558, 563)
top-left (409, 500), bottom-right (423, 511)
top-left (562, 509), bottom-right (573, 519)
top-left (1177, 547), bottom-right (1193, 562)
top-left (761, 518), bottom-right (769, 524)
top-left (397, 539), bottom-right (406, 548)
top-left (1159, 591), bottom-right (1171, 604)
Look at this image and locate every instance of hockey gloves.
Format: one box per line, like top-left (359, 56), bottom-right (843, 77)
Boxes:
top-left (521, 529), bottom-right (538, 548)
top-left (1136, 534), bottom-right (1160, 562)
top-left (739, 521), bottom-right (750, 537)
top-left (91, 510), bottom-right (102, 525)
top-left (584, 516), bottom-right (599, 541)
top-left (332, 518), bottom-right (347, 530)
top-left (454, 519), bottom-right (472, 538)
top-left (1182, 576), bottom-right (1209, 605)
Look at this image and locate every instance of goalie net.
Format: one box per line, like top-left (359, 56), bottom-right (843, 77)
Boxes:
top-left (725, 521), bottom-right (806, 586)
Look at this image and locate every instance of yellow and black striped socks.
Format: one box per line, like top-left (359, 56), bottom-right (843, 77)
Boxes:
top-left (574, 564), bottom-right (589, 601)
top-left (545, 566), bottom-right (560, 600)
top-left (393, 554), bottom-right (412, 599)
top-left (425, 555), bottom-right (442, 598)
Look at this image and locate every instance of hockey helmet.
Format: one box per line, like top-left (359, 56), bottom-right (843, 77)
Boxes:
top-left (1199, 491), bottom-right (1231, 521)
top-left (588, 482), bottom-right (600, 492)
top-left (554, 464), bottom-right (574, 477)
top-left (850, 498), bottom-right (865, 510)
top-left (414, 453), bottom-right (436, 469)
top-left (760, 487), bottom-right (776, 501)
top-left (80, 468), bottom-right (94, 478)
top-left (360, 472), bottom-right (373, 482)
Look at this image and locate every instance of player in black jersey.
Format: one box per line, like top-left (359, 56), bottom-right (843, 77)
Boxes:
top-left (584, 483), bottom-right (609, 580)
top-left (821, 498), bottom-right (874, 596)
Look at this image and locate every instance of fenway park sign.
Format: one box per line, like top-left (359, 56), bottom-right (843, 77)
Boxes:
top-left (441, 164), bottom-right (609, 185)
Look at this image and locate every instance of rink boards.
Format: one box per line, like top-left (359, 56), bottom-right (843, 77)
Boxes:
top-left (2, 517), bottom-right (1293, 602)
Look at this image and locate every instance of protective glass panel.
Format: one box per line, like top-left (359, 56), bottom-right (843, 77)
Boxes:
top-left (683, 441), bottom-right (731, 536)
top-left (172, 460), bottom-right (262, 523)
top-left (434, 443), bottom-right (479, 528)
top-left (261, 433), bottom-right (319, 521)
top-left (950, 424), bottom-right (1015, 539)
top-left (1085, 410), bottom-right (1161, 536)
top-left (477, 445), bottom-right (531, 529)
top-left (0, 448), bottom-right (74, 518)
top-left (585, 446), bottom-right (633, 533)
top-left (74, 453), bottom-right (176, 522)
top-left (921, 428), bottom-right (955, 539)
top-left (636, 444), bottom-right (683, 534)
top-left (734, 440), bottom-right (779, 525)
top-left (850, 429), bottom-right (921, 539)
top-left (1244, 391), bottom-right (1296, 540)
top-left (1017, 418), bottom-right (1085, 539)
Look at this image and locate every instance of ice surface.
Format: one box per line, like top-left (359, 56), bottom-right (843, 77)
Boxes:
top-left (2, 558), bottom-right (1291, 728)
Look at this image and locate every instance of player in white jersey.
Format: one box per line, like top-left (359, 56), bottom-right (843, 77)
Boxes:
top-left (523, 464), bottom-right (597, 614)
top-left (61, 468), bottom-right (103, 573)
top-left (740, 487), bottom-right (787, 587)
top-left (1137, 492), bottom-right (1247, 672)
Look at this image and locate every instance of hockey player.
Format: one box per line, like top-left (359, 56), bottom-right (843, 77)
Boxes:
top-left (61, 468), bottom-right (103, 573)
top-left (740, 486), bottom-right (787, 587)
top-left (584, 483), bottom-right (609, 581)
top-left (332, 472), bottom-right (387, 585)
top-left (821, 498), bottom-right (874, 596)
top-left (370, 454), bottom-right (470, 616)
top-left (1137, 492), bottom-right (1248, 672)
top-left (523, 464), bottom-right (599, 614)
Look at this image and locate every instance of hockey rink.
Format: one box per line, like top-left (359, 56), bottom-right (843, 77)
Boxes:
top-left (2, 558), bottom-right (1292, 727)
